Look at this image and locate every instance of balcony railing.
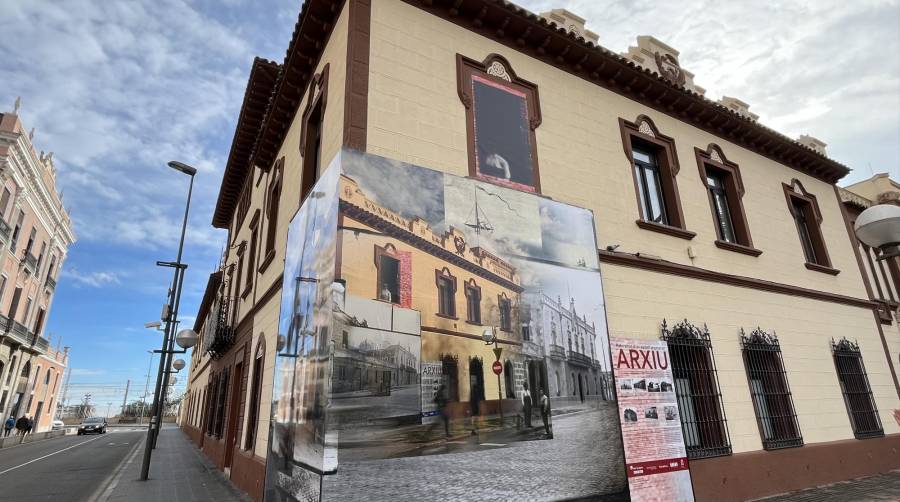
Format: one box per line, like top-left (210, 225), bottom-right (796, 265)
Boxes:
top-left (567, 350), bottom-right (594, 367)
top-left (0, 314), bottom-right (51, 354)
top-left (24, 252), bottom-right (38, 274)
top-left (206, 296), bottom-right (235, 359)
top-left (46, 275), bottom-right (57, 291)
top-left (549, 344), bottom-right (567, 359)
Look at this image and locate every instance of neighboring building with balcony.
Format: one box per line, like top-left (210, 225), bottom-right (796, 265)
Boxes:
top-left (182, 2), bottom-right (899, 501)
top-left (0, 103), bottom-right (75, 425)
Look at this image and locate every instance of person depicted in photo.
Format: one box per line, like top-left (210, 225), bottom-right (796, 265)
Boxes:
top-left (483, 153), bottom-right (511, 181)
top-left (15, 415), bottom-right (28, 436)
top-left (623, 408), bottom-right (638, 422)
top-left (3, 416), bottom-right (13, 437)
top-left (433, 383), bottom-right (450, 437)
top-left (539, 388), bottom-right (552, 436)
top-left (521, 382), bottom-right (533, 428)
top-left (379, 283), bottom-right (393, 302)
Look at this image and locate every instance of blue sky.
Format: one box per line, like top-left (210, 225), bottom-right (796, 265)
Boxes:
top-left (0, 0), bottom-right (897, 412)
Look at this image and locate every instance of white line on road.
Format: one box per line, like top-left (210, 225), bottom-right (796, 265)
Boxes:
top-left (0, 435), bottom-right (105, 476)
top-left (480, 443), bottom-right (506, 447)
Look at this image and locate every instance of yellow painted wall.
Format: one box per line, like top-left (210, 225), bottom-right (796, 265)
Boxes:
top-left (601, 263), bottom-right (900, 453)
top-left (366, 0), bottom-right (868, 301)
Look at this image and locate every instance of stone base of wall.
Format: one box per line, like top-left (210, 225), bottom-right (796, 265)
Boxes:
top-left (690, 434), bottom-right (900, 501)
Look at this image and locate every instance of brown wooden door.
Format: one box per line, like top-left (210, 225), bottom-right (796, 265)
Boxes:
top-left (223, 362), bottom-right (243, 469)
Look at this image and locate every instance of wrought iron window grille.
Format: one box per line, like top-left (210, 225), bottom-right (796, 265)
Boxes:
top-left (831, 337), bottom-right (883, 439)
top-left (661, 319), bottom-right (732, 459)
top-left (739, 327), bottom-right (803, 450)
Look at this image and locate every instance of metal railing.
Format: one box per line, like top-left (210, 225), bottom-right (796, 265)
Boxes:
top-left (0, 314), bottom-right (51, 354)
top-left (24, 252), bottom-right (38, 273)
top-left (206, 296), bottom-right (235, 359)
top-left (45, 275), bottom-right (56, 291)
top-left (549, 344), bottom-right (566, 359)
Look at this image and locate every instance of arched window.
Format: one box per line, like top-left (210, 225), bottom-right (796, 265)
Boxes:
top-left (6, 356), bottom-right (16, 385)
top-left (21, 360), bottom-right (31, 379)
top-left (245, 337), bottom-right (266, 450)
top-left (45, 368), bottom-right (52, 385)
top-left (33, 365), bottom-right (41, 385)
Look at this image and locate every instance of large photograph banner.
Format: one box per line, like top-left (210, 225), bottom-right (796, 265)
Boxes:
top-left (612, 338), bottom-right (695, 502)
top-left (266, 148), bottom-right (628, 501)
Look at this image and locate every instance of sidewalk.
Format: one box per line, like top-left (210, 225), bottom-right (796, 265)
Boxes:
top-left (758, 469), bottom-right (900, 501)
top-left (99, 426), bottom-right (248, 502)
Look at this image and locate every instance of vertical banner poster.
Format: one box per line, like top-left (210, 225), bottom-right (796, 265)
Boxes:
top-left (611, 338), bottom-right (694, 502)
top-left (420, 362), bottom-right (442, 424)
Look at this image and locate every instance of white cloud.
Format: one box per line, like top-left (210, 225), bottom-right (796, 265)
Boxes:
top-left (69, 368), bottom-right (105, 376)
top-left (518, 0), bottom-right (900, 183)
top-left (61, 268), bottom-right (121, 287)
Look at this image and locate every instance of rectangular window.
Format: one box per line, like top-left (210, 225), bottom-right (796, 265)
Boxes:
top-left (832, 339), bottom-right (883, 439)
top-left (633, 147), bottom-right (668, 225)
top-left (0, 275), bottom-right (7, 306)
top-left (10, 211), bottom-right (23, 251)
top-left (437, 273), bottom-right (456, 318)
top-left (0, 188), bottom-right (10, 221)
top-left (264, 160), bottom-right (283, 259)
top-left (245, 356), bottom-right (264, 450)
top-left (792, 198), bottom-right (818, 263)
top-left (36, 242), bottom-right (46, 271)
top-left (706, 172), bottom-right (736, 243)
top-left (214, 369), bottom-right (229, 438)
top-left (741, 329), bottom-right (803, 450)
top-left (465, 283), bottom-right (481, 324)
top-left (46, 255), bottom-right (56, 282)
top-left (499, 296), bottom-right (512, 331)
top-left (377, 255), bottom-right (400, 304)
top-left (25, 227), bottom-right (36, 255)
top-left (662, 320), bottom-right (732, 459)
top-left (245, 226), bottom-right (258, 295)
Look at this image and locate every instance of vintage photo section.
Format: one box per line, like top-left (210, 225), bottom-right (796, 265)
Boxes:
top-left (265, 158), bottom-right (341, 502)
top-left (317, 150), bottom-right (627, 501)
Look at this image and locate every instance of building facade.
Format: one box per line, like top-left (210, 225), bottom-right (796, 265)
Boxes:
top-left (183, 2), bottom-right (900, 501)
top-left (0, 104), bottom-right (75, 430)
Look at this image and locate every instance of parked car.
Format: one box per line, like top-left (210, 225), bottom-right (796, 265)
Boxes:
top-left (77, 417), bottom-right (107, 435)
top-left (51, 420), bottom-right (66, 431)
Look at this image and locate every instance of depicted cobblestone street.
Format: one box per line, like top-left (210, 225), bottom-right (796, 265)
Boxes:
top-left (322, 402), bottom-right (627, 501)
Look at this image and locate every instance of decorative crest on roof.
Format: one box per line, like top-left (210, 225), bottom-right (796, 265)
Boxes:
top-left (653, 52), bottom-right (686, 86)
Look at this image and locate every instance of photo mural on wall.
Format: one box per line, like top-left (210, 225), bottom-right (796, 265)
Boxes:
top-left (265, 149), bottom-right (627, 502)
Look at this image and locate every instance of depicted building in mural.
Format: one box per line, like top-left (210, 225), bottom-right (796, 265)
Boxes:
top-left (182, 1), bottom-right (900, 501)
top-left (523, 292), bottom-right (614, 403)
top-left (0, 103), bottom-right (75, 430)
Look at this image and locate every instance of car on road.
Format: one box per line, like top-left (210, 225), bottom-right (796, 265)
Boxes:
top-left (51, 420), bottom-right (66, 431)
top-left (77, 417), bottom-right (107, 435)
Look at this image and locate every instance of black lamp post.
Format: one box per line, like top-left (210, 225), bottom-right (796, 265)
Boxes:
top-left (140, 161), bottom-right (198, 481)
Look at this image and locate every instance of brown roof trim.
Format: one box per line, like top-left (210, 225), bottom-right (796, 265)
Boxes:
top-left (598, 249), bottom-right (875, 310)
top-left (340, 200), bottom-right (525, 293)
top-left (194, 271), bottom-right (223, 332)
top-left (213, 0), bottom-right (347, 229)
top-left (212, 58), bottom-right (280, 228)
top-left (405, 0), bottom-right (850, 184)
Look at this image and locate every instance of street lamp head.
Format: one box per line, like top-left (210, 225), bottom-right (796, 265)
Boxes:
top-left (482, 327), bottom-right (495, 344)
top-left (172, 359), bottom-right (186, 371)
top-left (175, 329), bottom-right (199, 349)
top-left (167, 160), bottom-right (197, 176)
top-left (144, 321), bottom-right (162, 329)
top-left (855, 204), bottom-right (900, 257)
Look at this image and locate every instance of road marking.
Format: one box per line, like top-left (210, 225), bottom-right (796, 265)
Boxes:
top-left (480, 443), bottom-right (506, 447)
top-left (88, 435), bottom-right (143, 502)
top-left (0, 435), bottom-right (105, 476)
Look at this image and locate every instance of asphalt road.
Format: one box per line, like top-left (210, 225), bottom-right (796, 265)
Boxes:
top-left (0, 428), bottom-right (144, 501)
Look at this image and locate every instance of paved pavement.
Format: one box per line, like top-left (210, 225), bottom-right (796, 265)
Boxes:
top-left (322, 402), bottom-right (628, 502)
top-left (0, 427), bottom-right (143, 501)
top-left (100, 425), bottom-right (248, 502)
top-left (758, 469), bottom-right (900, 501)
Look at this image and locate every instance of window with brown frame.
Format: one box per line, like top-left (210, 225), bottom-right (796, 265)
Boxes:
top-left (740, 328), bottom-right (803, 450)
top-left (375, 244), bottom-right (403, 305)
top-left (620, 115), bottom-right (693, 239)
top-left (499, 294), bottom-right (512, 331)
top-left (783, 180), bottom-right (836, 274)
top-left (457, 54), bottom-right (542, 193)
top-left (464, 279), bottom-right (481, 324)
top-left (695, 145), bottom-right (760, 256)
top-left (245, 339), bottom-right (265, 450)
top-left (261, 158), bottom-right (284, 272)
top-left (244, 210), bottom-right (260, 297)
top-left (435, 268), bottom-right (457, 318)
top-left (235, 181), bottom-right (251, 231)
top-left (662, 319), bottom-right (732, 459)
top-left (831, 338), bottom-right (883, 439)
top-left (300, 64), bottom-right (329, 204)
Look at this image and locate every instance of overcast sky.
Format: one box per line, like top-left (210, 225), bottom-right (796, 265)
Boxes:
top-left (0, 0), bottom-right (896, 410)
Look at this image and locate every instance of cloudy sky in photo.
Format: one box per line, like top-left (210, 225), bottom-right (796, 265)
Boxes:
top-left (0, 0), bottom-right (896, 409)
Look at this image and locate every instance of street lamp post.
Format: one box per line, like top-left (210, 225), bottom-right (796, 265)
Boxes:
top-left (139, 350), bottom-right (155, 425)
top-left (140, 160), bottom-right (197, 481)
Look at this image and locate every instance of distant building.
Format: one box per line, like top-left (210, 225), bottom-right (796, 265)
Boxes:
top-left (0, 101), bottom-right (75, 426)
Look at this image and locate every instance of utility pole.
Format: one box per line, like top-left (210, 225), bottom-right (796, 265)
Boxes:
top-left (58, 367), bottom-right (72, 419)
top-left (121, 379), bottom-right (130, 418)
